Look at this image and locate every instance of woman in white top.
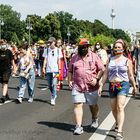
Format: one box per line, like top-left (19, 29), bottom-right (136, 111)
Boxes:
top-left (94, 42), bottom-right (108, 66)
top-left (17, 45), bottom-right (35, 103)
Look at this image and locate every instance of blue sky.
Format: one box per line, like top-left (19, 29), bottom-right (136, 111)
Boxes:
top-left (1, 0), bottom-right (140, 32)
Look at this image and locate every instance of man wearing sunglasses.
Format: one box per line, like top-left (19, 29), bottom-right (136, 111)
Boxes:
top-left (43, 37), bottom-right (63, 105)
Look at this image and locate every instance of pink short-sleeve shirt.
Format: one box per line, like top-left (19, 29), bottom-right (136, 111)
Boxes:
top-left (68, 51), bottom-right (104, 92)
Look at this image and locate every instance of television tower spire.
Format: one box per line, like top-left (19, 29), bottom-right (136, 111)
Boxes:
top-left (110, 0), bottom-right (116, 29)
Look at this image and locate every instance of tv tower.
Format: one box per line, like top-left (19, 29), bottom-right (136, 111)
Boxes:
top-left (110, 9), bottom-right (116, 29)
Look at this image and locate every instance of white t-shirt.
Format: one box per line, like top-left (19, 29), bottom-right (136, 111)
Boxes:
top-left (43, 47), bottom-right (63, 73)
top-left (19, 56), bottom-right (30, 73)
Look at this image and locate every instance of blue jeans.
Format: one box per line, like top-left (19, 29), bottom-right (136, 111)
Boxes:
top-left (46, 72), bottom-right (58, 99)
top-left (18, 68), bottom-right (35, 98)
top-left (35, 59), bottom-right (43, 76)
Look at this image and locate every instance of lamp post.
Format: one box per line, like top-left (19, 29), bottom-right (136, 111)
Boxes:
top-left (67, 26), bottom-right (71, 44)
top-left (26, 17), bottom-right (33, 46)
top-left (0, 18), bottom-right (4, 40)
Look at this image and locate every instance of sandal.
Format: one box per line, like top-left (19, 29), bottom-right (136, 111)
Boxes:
top-left (114, 126), bottom-right (118, 132)
top-left (116, 132), bottom-right (123, 140)
top-left (114, 123), bottom-right (118, 132)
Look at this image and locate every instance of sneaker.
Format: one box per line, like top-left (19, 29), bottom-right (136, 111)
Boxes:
top-left (91, 118), bottom-right (99, 128)
top-left (17, 97), bottom-right (22, 103)
top-left (6, 94), bottom-right (10, 100)
top-left (0, 96), bottom-right (6, 103)
top-left (28, 98), bottom-right (33, 103)
top-left (74, 126), bottom-right (83, 135)
top-left (51, 98), bottom-right (56, 105)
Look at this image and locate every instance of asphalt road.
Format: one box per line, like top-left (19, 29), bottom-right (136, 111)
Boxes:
top-left (0, 77), bottom-right (140, 140)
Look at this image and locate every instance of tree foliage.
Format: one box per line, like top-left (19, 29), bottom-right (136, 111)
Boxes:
top-left (0, 4), bottom-right (25, 42)
top-left (0, 4), bottom-right (131, 46)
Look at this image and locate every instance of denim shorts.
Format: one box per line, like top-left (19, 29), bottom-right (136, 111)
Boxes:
top-left (109, 81), bottom-right (130, 98)
top-left (72, 89), bottom-right (99, 105)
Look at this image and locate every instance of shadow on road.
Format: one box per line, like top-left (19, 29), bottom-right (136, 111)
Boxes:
top-left (37, 121), bottom-right (74, 132)
top-left (101, 95), bottom-right (109, 98)
top-left (34, 99), bottom-right (51, 105)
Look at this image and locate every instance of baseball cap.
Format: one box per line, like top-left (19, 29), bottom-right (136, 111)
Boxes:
top-left (47, 37), bottom-right (56, 43)
top-left (38, 40), bottom-right (45, 45)
top-left (78, 38), bottom-right (90, 46)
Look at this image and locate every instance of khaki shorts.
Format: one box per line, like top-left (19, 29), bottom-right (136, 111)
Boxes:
top-left (72, 89), bottom-right (99, 105)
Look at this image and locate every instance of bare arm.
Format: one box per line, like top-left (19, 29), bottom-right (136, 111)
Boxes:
top-left (128, 59), bottom-right (137, 93)
top-left (11, 59), bottom-right (16, 74)
top-left (42, 57), bottom-right (47, 74)
top-left (68, 72), bottom-right (73, 88)
top-left (99, 60), bottom-right (109, 87)
top-left (96, 69), bottom-right (105, 81)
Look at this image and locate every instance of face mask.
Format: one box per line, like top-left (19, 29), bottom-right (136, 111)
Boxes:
top-left (78, 47), bottom-right (88, 57)
top-left (114, 49), bottom-right (124, 55)
top-left (96, 45), bottom-right (101, 49)
top-left (0, 44), bottom-right (7, 51)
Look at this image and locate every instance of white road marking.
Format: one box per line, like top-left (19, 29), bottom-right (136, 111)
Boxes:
top-left (89, 87), bottom-right (133, 140)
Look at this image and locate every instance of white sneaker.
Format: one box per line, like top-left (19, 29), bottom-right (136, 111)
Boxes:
top-left (74, 126), bottom-right (83, 135)
top-left (17, 97), bottom-right (22, 103)
top-left (28, 98), bottom-right (33, 103)
top-left (51, 98), bottom-right (56, 105)
top-left (91, 118), bottom-right (99, 128)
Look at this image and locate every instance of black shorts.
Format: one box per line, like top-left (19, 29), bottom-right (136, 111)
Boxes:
top-left (0, 70), bottom-right (11, 84)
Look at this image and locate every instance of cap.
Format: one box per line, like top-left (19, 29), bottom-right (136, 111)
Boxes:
top-left (78, 38), bottom-right (90, 46)
top-left (38, 40), bottom-right (45, 45)
top-left (47, 37), bottom-right (56, 43)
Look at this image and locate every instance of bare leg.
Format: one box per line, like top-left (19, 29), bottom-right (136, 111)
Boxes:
top-left (110, 98), bottom-right (118, 125)
top-left (2, 83), bottom-right (8, 96)
top-left (74, 103), bottom-right (83, 127)
top-left (117, 95), bottom-right (126, 132)
top-left (89, 104), bottom-right (99, 120)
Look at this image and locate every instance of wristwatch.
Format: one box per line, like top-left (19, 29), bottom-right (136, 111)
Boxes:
top-left (96, 77), bottom-right (100, 82)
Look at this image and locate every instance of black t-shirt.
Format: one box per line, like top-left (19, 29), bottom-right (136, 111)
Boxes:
top-left (0, 49), bottom-right (14, 72)
top-left (38, 46), bottom-right (44, 61)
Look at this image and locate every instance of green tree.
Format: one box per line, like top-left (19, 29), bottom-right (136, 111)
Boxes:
top-left (91, 34), bottom-right (115, 47)
top-left (0, 4), bottom-right (25, 41)
top-left (45, 13), bottom-right (61, 39)
top-left (26, 15), bottom-right (43, 42)
top-left (111, 29), bottom-right (131, 42)
top-left (92, 20), bottom-right (111, 36)
top-left (11, 32), bottom-right (20, 45)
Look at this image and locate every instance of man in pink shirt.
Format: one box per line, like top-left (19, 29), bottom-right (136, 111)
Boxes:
top-left (68, 38), bottom-right (105, 135)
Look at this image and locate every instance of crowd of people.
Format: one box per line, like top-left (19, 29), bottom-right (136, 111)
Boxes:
top-left (0, 37), bottom-right (139, 140)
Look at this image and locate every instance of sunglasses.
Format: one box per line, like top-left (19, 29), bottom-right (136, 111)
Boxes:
top-left (52, 50), bottom-right (54, 56)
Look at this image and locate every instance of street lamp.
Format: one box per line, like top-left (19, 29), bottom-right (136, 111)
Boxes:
top-left (0, 18), bottom-right (4, 40)
top-left (26, 17), bottom-right (33, 46)
top-left (67, 26), bottom-right (71, 44)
